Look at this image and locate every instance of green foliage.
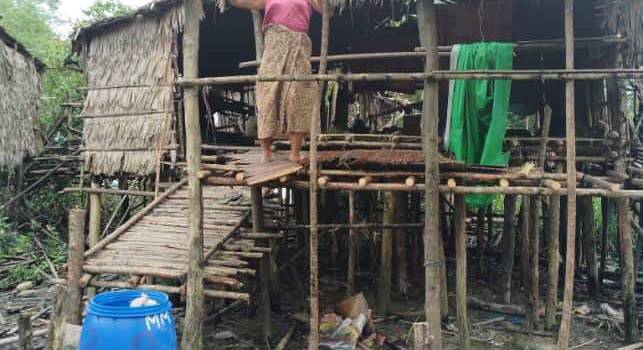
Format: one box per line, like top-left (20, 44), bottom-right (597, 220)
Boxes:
top-left (77, 0), bottom-right (132, 27)
top-left (0, 216), bottom-right (67, 290)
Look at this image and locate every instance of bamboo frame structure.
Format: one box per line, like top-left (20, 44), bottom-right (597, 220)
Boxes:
top-left (67, 1), bottom-right (643, 349)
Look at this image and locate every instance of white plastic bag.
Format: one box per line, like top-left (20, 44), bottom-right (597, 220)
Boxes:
top-left (130, 293), bottom-right (159, 308)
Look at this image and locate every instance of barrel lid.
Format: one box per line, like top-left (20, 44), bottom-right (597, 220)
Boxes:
top-left (87, 290), bottom-right (173, 318)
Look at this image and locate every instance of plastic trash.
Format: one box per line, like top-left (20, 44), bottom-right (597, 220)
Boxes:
top-left (130, 293), bottom-right (159, 308)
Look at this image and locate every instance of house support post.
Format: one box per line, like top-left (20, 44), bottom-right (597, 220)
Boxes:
top-left (182, 0), bottom-right (205, 349)
top-left (454, 194), bottom-right (470, 350)
top-left (87, 180), bottom-right (101, 298)
top-left (557, 0), bottom-right (579, 348)
top-left (347, 190), bottom-right (357, 296)
top-left (308, 1), bottom-right (330, 348)
top-left (527, 196), bottom-right (540, 329)
top-left (67, 209), bottom-right (85, 326)
top-left (500, 195), bottom-right (517, 304)
top-left (418, 0), bottom-right (442, 348)
top-left (545, 164), bottom-right (562, 331)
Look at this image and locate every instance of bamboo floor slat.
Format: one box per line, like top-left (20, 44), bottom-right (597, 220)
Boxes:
top-left (83, 184), bottom-right (263, 299)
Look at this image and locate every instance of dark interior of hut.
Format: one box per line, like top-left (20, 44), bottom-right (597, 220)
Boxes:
top-left (186, 0), bottom-right (608, 149)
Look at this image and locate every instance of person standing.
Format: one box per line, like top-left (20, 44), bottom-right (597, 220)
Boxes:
top-left (230, 0), bottom-right (324, 163)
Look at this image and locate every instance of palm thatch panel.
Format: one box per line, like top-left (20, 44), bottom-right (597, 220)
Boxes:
top-left (82, 8), bottom-right (183, 176)
top-left (0, 27), bottom-right (42, 169)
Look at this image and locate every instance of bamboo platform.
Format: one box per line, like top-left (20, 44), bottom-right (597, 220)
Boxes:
top-left (82, 184), bottom-right (267, 301)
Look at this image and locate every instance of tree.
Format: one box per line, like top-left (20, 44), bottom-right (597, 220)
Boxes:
top-left (78, 0), bottom-right (132, 26)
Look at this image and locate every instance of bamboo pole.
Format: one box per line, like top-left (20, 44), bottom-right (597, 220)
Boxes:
top-left (308, 1), bottom-right (330, 348)
top-left (238, 36), bottom-right (627, 68)
top-left (520, 197), bottom-right (531, 291)
top-left (580, 197), bottom-right (599, 296)
top-left (347, 191), bottom-right (357, 296)
top-left (178, 69), bottom-right (643, 87)
top-left (62, 187), bottom-right (156, 197)
top-left (557, 0), bottom-right (578, 347)
top-left (599, 198), bottom-right (609, 284)
top-left (500, 195), bottom-right (517, 304)
top-left (88, 181), bottom-right (101, 248)
top-left (67, 209), bottom-right (85, 326)
top-left (378, 191), bottom-right (395, 315)
top-left (545, 166), bottom-right (562, 331)
top-left (418, 0), bottom-right (442, 348)
top-left (181, 0), bottom-right (204, 348)
top-left (454, 195), bottom-right (471, 350)
top-left (287, 180), bottom-right (643, 197)
top-left (527, 197), bottom-right (540, 330)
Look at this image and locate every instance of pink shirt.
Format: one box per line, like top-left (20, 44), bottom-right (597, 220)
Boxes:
top-left (263, 0), bottom-right (313, 33)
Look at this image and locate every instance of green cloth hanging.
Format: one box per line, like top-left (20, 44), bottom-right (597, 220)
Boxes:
top-left (447, 42), bottom-right (514, 208)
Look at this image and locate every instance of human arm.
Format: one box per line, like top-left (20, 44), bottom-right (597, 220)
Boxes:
top-left (229, 0), bottom-right (265, 10)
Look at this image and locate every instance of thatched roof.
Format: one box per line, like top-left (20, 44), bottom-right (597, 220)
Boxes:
top-left (72, 0), bottom-right (399, 46)
top-left (0, 26), bottom-right (43, 169)
top-left (81, 7), bottom-right (182, 176)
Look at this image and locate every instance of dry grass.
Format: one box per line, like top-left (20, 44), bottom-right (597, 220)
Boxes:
top-left (81, 9), bottom-right (182, 175)
top-left (0, 27), bottom-right (42, 169)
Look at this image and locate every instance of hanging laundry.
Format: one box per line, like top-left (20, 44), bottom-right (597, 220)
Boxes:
top-left (446, 42), bottom-right (514, 208)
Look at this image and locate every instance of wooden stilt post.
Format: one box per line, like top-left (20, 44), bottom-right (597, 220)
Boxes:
top-left (520, 196), bottom-right (531, 290)
top-left (88, 180), bottom-right (102, 248)
top-left (599, 197), bottom-right (609, 284)
top-left (476, 208), bottom-right (485, 278)
top-left (87, 180), bottom-right (101, 299)
top-left (557, 0), bottom-right (579, 348)
top-left (418, 0), bottom-right (442, 348)
top-left (545, 165), bottom-right (561, 331)
top-left (347, 190), bottom-right (357, 296)
top-left (396, 193), bottom-right (409, 297)
top-left (580, 196), bottom-right (599, 296)
top-left (308, 1), bottom-right (330, 347)
top-left (181, 1), bottom-right (204, 349)
top-left (500, 195), bottom-right (517, 304)
top-left (18, 314), bottom-right (32, 350)
top-left (527, 196), bottom-right (540, 330)
top-left (438, 212), bottom-right (448, 320)
top-left (67, 209), bottom-right (85, 326)
top-left (378, 191), bottom-right (395, 315)
top-left (46, 285), bottom-right (67, 350)
top-left (259, 253), bottom-right (272, 339)
top-left (454, 195), bottom-right (471, 350)
top-left (618, 197), bottom-right (638, 343)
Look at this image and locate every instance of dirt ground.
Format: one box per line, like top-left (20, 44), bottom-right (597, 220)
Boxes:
top-left (181, 258), bottom-right (629, 350)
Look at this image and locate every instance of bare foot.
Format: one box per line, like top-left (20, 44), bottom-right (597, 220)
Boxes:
top-left (289, 155), bottom-right (306, 164)
top-left (261, 154), bottom-right (274, 163)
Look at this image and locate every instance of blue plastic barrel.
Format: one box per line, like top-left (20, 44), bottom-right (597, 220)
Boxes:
top-left (79, 290), bottom-right (177, 350)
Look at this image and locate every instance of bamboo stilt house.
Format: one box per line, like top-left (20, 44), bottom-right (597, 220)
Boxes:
top-left (0, 26), bottom-right (44, 169)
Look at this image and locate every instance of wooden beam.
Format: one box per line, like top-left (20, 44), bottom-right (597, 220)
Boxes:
top-left (557, 0), bottom-right (578, 348)
top-left (181, 0), bottom-right (204, 349)
top-left (418, 0), bottom-right (442, 348)
top-left (308, 1), bottom-right (330, 348)
top-left (178, 69), bottom-right (643, 87)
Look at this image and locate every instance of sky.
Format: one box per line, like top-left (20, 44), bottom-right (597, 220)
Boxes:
top-left (55, 0), bottom-right (154, 35)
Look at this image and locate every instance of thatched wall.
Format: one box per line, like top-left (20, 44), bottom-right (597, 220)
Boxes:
top-left (0, 27), bottom-right (42, 169)
top-left (81, 7), bottom-right (183, 176)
